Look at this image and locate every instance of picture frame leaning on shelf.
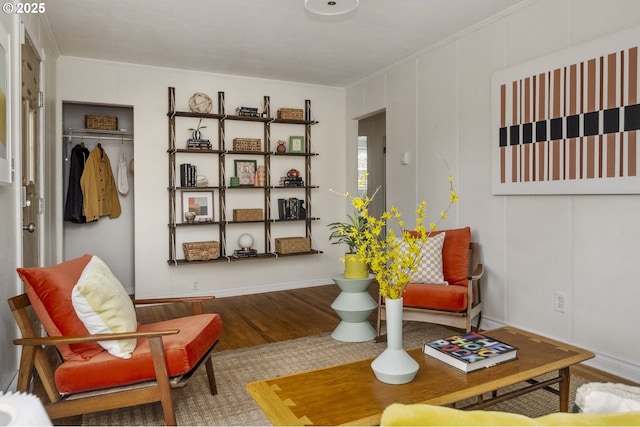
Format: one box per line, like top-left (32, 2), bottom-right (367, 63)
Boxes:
top-left (288, 136), bottom-right (305, 153)
top-left (181, 190), bottom-right (214, 223)
top-left (234, 159), bottom-right (257, 185)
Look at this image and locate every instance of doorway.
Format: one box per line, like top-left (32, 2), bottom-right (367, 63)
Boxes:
top-left (21, 34), bottom-right (42, 268)
top-left (357, 111), bottom-right (386, 219)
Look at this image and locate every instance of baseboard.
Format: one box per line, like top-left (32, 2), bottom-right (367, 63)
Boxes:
top-left (216, 276), bottom-right (335, 298)
top-left (151, 276), bottom-right (336, 299)
top-left (582, 353), bottom-right (640, 385)
top-left (481, 316), bottom-right (640, 384)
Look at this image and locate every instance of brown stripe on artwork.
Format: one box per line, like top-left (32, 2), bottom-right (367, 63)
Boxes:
top-left (587, 58), bottom-right (597, 112)
top-left (579, 137), bottom-right (584, 179)
top-left (538, 143), bottom-right (545, 181)
top-left (501, 147), bottom-right (506, 183)
top-left (569, 64), bottom-right (577, 116)
top-left (512, 80), bottom-right (518, 125)
top-left (552, 140), bottom-right (560, 180)
top-left (500, 84), bottom-right (506, 127)
top-left (553, 68), bottom-right (562, 118)
top-left (569, 138), bottom-right (577, 179)
top-left (538, 72), bottom-right (546, 120)
top-left (512, 146), bottom-right (518, 183)
top-left (533, 75), bottom-right (538, 120)
top-left (629, 132), bottom-right (637, 177)
top-left (580, 62), bottom-right (585, 114)
top-left (606, 134), bottom-right (616, 177)
top-left (619, 134), bottom-right (623, 176)
top-left (629, 47), bottom-right (637, 105)
top-left (607, 53), bottom-right (617, 109)
top-left (532, 144), bottom-right (537, 181)
top-left (598, 135), bottom-right (604, 178)
top-left (524, 145), bottom-right (530, 181)
top-left (586, 136), bottom-right (595, 178)
top-left (524, 77), bottom-right (531, 122)
top-left (599, 56), bottom-right (605, 112)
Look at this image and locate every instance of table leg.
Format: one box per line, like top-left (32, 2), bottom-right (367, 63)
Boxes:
top-left (559, 367), bottom-right (570, 412)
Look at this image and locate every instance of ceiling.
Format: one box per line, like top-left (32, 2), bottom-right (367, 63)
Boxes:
top-left (44, 0), bottom-right (523, 87)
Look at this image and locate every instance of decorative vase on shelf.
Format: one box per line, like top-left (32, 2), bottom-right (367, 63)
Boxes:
top-left (371, 297), bottom-right (419, 384)
top-left (343, 253), bottom-right (369, 279)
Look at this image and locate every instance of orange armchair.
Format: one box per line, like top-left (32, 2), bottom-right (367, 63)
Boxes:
top-left (376, 227), bottom-right (483, 335)
top-left (9, 254), bottom-right (223, 425)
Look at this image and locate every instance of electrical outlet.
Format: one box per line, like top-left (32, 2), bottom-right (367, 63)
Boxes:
top-left (193, 281), bottom-right (199, 291)
top-left (554, 291), bottom-right (566, 313)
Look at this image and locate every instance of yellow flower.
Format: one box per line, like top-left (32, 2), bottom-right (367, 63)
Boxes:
top-left (331, 171), bottom-right (458, 299)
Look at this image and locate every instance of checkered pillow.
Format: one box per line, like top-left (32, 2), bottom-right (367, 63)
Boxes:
top-left (399, 232), bottom-right (447, 285)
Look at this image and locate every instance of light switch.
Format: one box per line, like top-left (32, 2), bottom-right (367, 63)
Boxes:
top-left (401, 152), bottom-right (409, 165)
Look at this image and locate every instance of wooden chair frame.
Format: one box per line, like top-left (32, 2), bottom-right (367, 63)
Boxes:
top-left (376, 242), bottom-right (484, 335)
top-left (8, 294), bottom-right (219, 426)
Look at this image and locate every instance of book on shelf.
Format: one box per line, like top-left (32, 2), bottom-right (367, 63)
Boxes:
top-left (179, 163), bottom-right (197, 187)
top-left (236, 106), bottom-right (261, 117)
top-left (423, 332), bottom-right (517, 373)
top-left (186, 139), bottom-right (212, 150)
top-left (277, 198), bottom-right (306, 220)
top-left (279, 176), bottom-right (304, 187)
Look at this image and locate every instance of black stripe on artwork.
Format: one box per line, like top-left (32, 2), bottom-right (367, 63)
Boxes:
top-left (625, 104), bottom-right (640, 131)
top-left (497, 105), bottom-right (640, 147)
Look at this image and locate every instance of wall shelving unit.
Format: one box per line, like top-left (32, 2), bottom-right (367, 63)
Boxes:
top-left (167, 87), bottom-right (321, 265)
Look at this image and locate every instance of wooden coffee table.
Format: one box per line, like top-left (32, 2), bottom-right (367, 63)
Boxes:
top-left (246, 326), bottom-right (594, 426)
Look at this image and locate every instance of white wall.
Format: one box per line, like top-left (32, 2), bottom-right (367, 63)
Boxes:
top-left (56, 58), bottom-right (347, 299)
top-left (347, 0), bottom-right (640, 382)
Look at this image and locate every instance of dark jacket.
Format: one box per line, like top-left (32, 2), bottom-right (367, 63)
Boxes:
top-left (64, 144), bottom-right (90, 223)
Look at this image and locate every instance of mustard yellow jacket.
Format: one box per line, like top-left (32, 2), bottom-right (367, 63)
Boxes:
top-left (80, 145), bottom-right (121, 222)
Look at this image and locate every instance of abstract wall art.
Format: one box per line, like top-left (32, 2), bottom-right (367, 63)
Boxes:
top-left (491, 25), bottom-right (640, 194)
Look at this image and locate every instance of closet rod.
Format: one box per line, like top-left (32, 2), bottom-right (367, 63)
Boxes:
top-left (64, 135), bottom-right (134, 142)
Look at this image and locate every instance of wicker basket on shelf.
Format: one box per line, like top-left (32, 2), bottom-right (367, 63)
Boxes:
top-left (232, 138), bottom-right (262, 151)
top-left (85, 115), bottom-right (118, 130)
top-left (182, 241), bottom-right (220, 261)
top-left (277, 108), bottom-right (304, 120)
top-left (275, 237), bottom-right (311, 254)
top-left (233, 208), bottom-right (264, 222)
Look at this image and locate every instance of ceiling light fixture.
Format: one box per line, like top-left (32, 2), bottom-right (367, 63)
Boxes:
top-left (305, 0), bottom-right (359, 16)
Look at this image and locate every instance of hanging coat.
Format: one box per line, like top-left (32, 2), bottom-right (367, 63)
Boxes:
top-left (64, 143), bottom-right (90, 223)
top-left (80, 144), bottom-right (121, 222)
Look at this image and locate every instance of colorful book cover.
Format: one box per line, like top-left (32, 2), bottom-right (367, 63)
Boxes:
top-left (423, 332), bottom-right (517, 373)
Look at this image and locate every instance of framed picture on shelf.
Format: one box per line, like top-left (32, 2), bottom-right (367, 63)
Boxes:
top-left (182, 191), bottom-right (214, 223)
top-left (288, 136), bottom-right (305, 153)
top-left (234, 159), bottom-right (257, 185)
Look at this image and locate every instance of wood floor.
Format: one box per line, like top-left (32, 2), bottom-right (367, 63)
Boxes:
top-left (137, 283), bottom-right (638, 387)
top-left (136, 282), bottom-right (346, 352)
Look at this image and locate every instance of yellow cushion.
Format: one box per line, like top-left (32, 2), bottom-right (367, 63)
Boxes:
top-left (380, 403), bottom-right (640, 426)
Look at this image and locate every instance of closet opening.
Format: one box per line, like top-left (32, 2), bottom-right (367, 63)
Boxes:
top-left (62, 102), bottom-right (135, 293)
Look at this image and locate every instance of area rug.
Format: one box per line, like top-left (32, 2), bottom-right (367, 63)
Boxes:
top-left (82, 323), bottom-right (587, 426)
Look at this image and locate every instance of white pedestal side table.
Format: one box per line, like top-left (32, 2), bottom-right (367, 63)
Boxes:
top-left (331, 274), bottom-right (377, 342)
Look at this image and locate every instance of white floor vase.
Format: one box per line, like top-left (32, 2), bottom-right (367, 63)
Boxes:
top-left (370, 297), bottom-right (419, 384)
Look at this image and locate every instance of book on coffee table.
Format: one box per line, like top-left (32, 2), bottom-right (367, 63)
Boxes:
top-left (423, 331), bottom-right (517, 373)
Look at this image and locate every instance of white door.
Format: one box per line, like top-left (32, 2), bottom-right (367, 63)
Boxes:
top-left (21, 35), bottom-right (41, 268)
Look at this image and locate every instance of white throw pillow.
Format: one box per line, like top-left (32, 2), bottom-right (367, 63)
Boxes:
top-left (71, 256), bottom-right (137, 359)
top-left (400, 232), bottom-right (447, 285)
